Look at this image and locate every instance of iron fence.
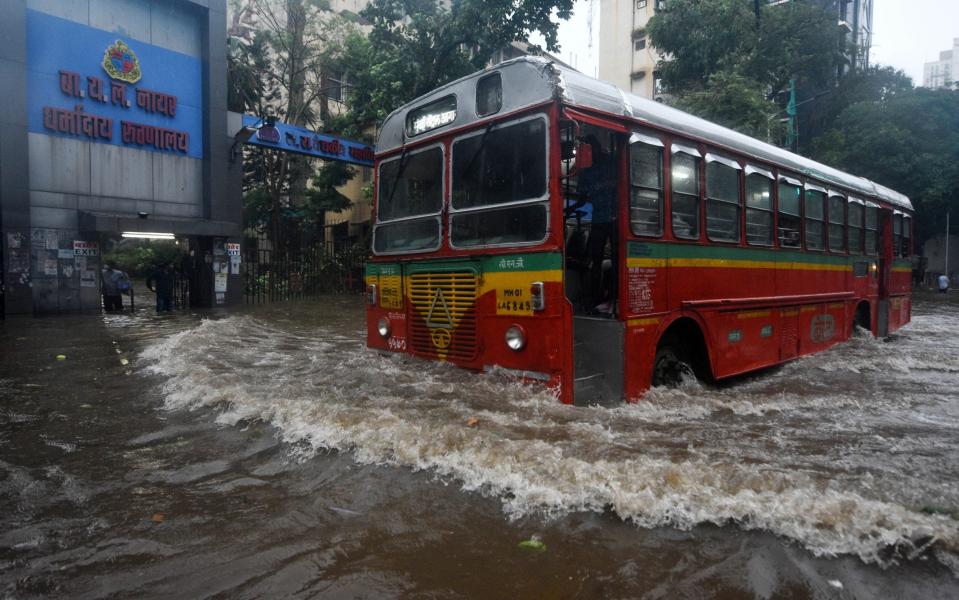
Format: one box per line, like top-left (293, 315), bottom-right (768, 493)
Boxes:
top-left (243, 225), bottom-right (367, 303)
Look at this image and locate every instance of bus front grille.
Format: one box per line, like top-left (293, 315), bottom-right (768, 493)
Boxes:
top-left (408, 271), bottom-right (479, 361)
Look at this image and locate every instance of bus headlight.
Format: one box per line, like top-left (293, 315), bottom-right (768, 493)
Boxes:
top-left (505, 325), bottom-right (526, 351)
top-left (377, 317), bottom-right (391, 338)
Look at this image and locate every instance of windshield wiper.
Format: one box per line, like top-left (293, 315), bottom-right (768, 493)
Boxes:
top-left (461, 120), bottom-right (496, 182)
top-left (384, 146), bottom-right (411, 210)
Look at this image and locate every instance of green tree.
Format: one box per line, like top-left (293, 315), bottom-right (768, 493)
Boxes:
top-left (646, 0), bottom-right (842, 140)
top-left (229, 0), bottom-right (356, 244)
top-left (327, 0), bottom-right (575, 131)
top-left (811, 88), bottom-right (959, 245)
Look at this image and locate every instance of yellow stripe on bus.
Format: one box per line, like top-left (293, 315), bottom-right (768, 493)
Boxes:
top-left (627, 317), bottom-right (661, 327)
top-left (479, 269), bottom-right (562, 293)
top-left (626, 257), bottom-right (851, 272)
top-left (737, 310), bottom-right (770, 319)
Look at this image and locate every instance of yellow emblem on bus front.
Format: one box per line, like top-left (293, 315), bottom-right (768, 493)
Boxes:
top-left (431, 328), bottom-right (452, 349)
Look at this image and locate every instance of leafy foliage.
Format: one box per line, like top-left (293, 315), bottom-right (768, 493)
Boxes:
top-left (811, 88), bottom-right (959, 244)
top-left (327, 0), bottom-right (574, 131)
top-left (646, 0), bottom-right (842, 140)
top-left (102, 241), bottom-right (185, 277)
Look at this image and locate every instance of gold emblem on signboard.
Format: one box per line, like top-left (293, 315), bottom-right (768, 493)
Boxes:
top-left (102, 40), bottom-right (142, 84)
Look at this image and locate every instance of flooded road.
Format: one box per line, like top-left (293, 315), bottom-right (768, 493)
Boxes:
top-left (2, 294), bottom-right (958, 598)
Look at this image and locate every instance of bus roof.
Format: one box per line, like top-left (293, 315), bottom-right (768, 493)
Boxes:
top-left (377, 56), bottom-right (912, 211)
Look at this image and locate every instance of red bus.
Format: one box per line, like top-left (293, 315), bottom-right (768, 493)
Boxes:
top-left (365, 58), bottom-right (914, 405)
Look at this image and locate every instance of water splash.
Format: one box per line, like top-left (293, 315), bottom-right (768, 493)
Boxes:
top-left (141, 309), bottom-right (959, 569)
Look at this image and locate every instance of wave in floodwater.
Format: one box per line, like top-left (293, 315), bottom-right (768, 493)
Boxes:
top-left (140, 306), bottom-right (959, 571)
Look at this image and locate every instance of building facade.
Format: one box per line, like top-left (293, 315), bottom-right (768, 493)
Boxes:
top-left (598, 0), bottom-right (663, 100)
top-left (923, 39), bottom-right (959, 90)
top-left (1, 0), bottom-right (243, 315)
top-left (599, 0), bottom-right (873, 100)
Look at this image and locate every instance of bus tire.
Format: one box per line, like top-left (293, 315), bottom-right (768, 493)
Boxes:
top-left (652, 338), bottom-right (696, 387)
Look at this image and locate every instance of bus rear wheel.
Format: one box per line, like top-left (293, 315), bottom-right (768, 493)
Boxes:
top-left (652, 340), bottom-right (696, 387)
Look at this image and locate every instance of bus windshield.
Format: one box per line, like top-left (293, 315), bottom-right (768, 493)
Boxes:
top-left (374, 146), bottom-right (443, 254)
top-left (450, 116), bottom-right (548, 247)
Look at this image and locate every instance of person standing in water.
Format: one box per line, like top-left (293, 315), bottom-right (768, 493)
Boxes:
top-left (147, 263), bottom-right (176, 313)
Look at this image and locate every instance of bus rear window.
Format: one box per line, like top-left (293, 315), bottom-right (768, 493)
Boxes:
top-left (377, 146), bottom-right (443, 222)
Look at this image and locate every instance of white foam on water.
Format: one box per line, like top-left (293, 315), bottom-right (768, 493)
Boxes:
top-left (141, 313), bottom-right (959, 570)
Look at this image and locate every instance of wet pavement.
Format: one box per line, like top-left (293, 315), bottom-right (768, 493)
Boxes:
top-left (1, 292), bottom-right (958, 598)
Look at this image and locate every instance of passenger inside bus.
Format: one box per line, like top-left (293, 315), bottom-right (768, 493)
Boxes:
top-left (576, 133), bottom-right (619, 315)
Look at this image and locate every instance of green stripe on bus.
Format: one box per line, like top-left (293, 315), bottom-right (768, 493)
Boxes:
top-left (628, 241), bottom-right (858, 266)
top-left (397, 252), bottom-right (563, 274)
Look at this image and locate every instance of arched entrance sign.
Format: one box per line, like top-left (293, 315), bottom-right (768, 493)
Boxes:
top-left (240, 114), bottom-right (374, 167)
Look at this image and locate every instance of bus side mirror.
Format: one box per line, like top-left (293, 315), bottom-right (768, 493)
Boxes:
top-left (576, 141), bottom-right (593, 170)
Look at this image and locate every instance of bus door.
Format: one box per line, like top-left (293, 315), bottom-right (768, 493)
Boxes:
top-left (560, 113), bottom-right (627, 405)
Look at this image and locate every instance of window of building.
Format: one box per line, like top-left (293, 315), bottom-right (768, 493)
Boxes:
top-left (745, 166), bottom-right (774, 246)
top-left (635, 37), bottom-right (647, 51)
top-left (778, 178), bottom-right (801, 248)
top-left (828, 194), bottom-right (846, 253)
top-left (804, 186), bottom-right (826, 251)
top-left (637, 0), bottom-right (648, 9)
top-left (670, 144), bottom-right (701, 240)
top-left (326, 70), bottom-right (345, 102)
top-left (864, 203), bottom-right (879, 255)
top-left (705, 154), bottom-right (742, 243)
top-left (629, 132), bottom-right (664, 237)
top-left (848, 199), bottom-right (864, 254)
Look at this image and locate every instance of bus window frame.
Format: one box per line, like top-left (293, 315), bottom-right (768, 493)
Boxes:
top-left (744, 165), bottom-right (775, 247)
top-left (778, 174), bottom-right (802, 249)
top-left (448, 113), bottom-right (551, 250)
top-left (628, 131), bottom-right (665, 238)
top-left (475, 72), bottom-right (502, 118)
top-left (804, 183), bottom-right (827, 252)
top-left (371, 142), bottom-right (447, 256)
top-left (669, 142), bottom-right (702, 241)
top-left (847, 197), bottom-right (864, 255)
top-left (903, 214), bottom-right (912, 256)
top-left (827, 191), bottom-right (846, 254)
top-left (864, 201), bottom-right (880, 255)
top-left (704, 152), bottom-right (743, 244)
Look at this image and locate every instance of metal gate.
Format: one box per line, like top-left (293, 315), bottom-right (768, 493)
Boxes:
top-left (243, 225), bottom-right (366, 303)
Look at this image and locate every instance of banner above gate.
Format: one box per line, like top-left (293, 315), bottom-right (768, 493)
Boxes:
top-left (241, 114), bottom-right (375, 168)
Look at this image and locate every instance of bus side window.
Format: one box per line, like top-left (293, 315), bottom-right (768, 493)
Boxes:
top-left (670, 148), bottom-right (701, 240)
top-left (903, 216), bottom-right (912, 256)
top-left (828, 194), bottom-right (846, 253)
top-left (804, 188), bottom-right (826, 251)
top-left (629, 135), bottom-right (664, 237)
top-left (864, 203), bottom-right (879, 255)
top-left (893, 213), bottom-right (903, 257)
top-left (705, 155), bottom-right (742, 243)
top-left (745, 172), bottom-right (773, 245)
top-left (778, 180), bottom-right (801, 248)
top-left (848, 200), bottom-right (864, 254)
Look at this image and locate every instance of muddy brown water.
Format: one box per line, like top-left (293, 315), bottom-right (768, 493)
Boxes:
top-left (1, 293), bottom-right (958, 599)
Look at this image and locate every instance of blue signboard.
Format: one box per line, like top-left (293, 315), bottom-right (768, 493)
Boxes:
top-left (241, 114), bottom-right (375, 168)
top-left (26, 10), bottom-right (204, 159)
